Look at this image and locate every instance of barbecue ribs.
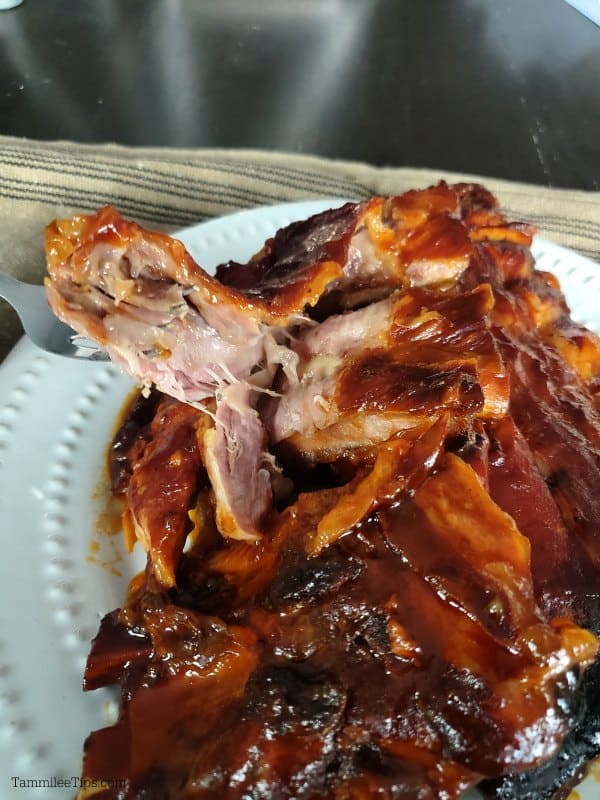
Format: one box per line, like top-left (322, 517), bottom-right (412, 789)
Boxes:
top-left (45, 183), bottom-right (600, 799)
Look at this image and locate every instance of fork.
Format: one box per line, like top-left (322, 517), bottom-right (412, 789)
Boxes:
top-left (0, 273), bottom-right (108, 360)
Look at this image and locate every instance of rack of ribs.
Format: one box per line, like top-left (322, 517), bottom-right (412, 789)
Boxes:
top-left (45, 182), bottom-right (600, 799)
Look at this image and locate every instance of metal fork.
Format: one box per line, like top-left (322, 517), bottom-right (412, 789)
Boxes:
top-left (0, 273), bottom-right (108, 360)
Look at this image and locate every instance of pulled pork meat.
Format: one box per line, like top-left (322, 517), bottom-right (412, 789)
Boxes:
top-left (45, 183), bottom-right (600, 799)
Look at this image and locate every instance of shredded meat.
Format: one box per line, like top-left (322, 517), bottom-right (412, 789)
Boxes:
top-left (45, 183), bottom-right (600, 800)
top-left (266, 285), bottom-right (509, 464)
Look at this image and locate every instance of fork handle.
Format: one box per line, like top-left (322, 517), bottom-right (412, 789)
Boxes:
top-left (0, 273), bottom-right (42, 307)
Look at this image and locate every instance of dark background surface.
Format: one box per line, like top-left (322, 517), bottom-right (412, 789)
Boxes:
top-left (0, 0), bottom-right (598, 188)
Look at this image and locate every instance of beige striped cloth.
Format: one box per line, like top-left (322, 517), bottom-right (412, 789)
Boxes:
top-left (1, 134), bottom-right (599, 361)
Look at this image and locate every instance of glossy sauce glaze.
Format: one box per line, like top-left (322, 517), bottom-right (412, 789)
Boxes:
top-left (87, 409), bottom-right (598, 799)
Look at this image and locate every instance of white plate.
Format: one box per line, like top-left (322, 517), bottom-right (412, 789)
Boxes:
top-left (564, 0), bottom-right (600, 28)
top-left (0, 200), bottom-right (599, 800)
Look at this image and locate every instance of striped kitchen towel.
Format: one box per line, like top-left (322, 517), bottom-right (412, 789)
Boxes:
top-left (1, 134), bottom-right (599, 360)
